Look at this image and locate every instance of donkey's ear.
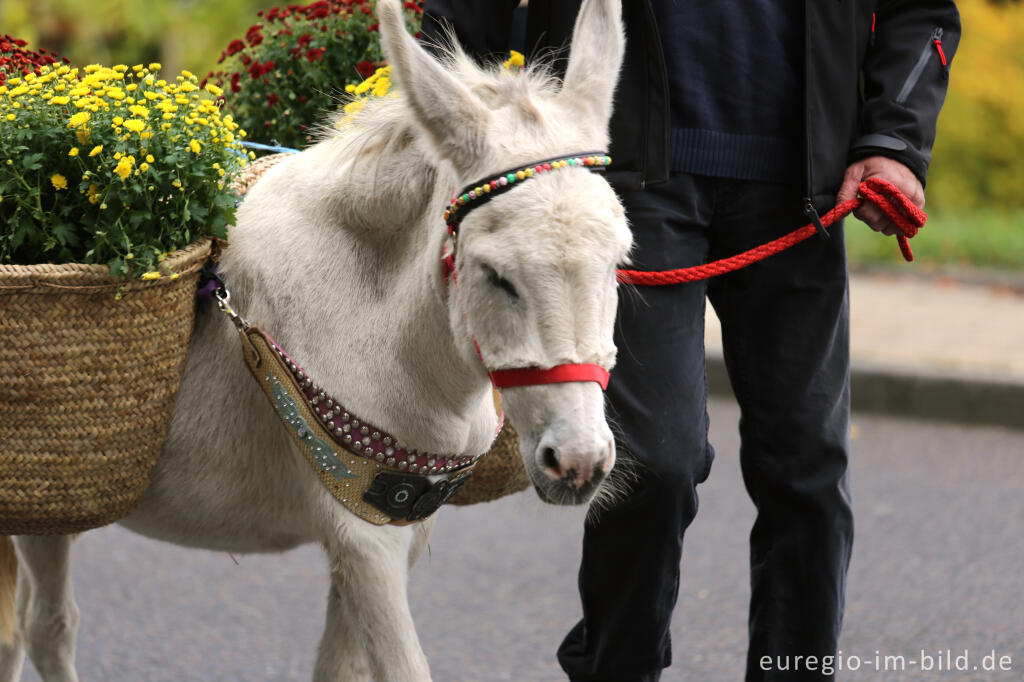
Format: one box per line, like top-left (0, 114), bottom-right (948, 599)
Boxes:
top-left (561, 0), bottom-right (625, 128)
top-left (378, 0), bottom-right (491, 170)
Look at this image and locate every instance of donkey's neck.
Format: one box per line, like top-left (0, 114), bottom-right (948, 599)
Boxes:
top-left (230, 128), bottom-right (497, 458)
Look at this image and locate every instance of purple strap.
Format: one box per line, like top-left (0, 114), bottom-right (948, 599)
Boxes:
top-left (196, 263), bottom-right (221, 302)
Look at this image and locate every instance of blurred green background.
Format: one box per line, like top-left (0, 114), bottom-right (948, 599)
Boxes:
top-left (3, 0), bottom-right (1022, 271)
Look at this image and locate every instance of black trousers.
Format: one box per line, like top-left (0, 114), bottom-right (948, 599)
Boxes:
top-left (557, 175), bottom-right (855, 682)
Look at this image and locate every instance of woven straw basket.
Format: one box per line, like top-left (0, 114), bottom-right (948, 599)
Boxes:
top-left (237, 154), bottom-right (531, 506)
top-left (0, 239), bottom-right (212, 535)
top-left (448, 420), bottom-right (529, 506)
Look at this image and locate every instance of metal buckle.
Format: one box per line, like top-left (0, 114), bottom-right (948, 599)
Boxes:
top-left (363, 471), bottom-right (473, 521)
top-left (214, 286), bottom-right (249, 332)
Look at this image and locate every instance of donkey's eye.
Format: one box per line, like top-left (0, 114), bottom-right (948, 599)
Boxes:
top-left (481, 264), bottom-right (519, 301)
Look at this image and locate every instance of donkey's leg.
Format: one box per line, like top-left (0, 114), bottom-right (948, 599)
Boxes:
top-left (14, 536), bottom-right (78, 682)
top-left (0, 538), bottom-right (26, 682)
top-left (0, 569), bottom-right (29, 682)
top-left (312, 581), bottom-right (371, 682)
top-left (315, 526), bottom-right (431, 682)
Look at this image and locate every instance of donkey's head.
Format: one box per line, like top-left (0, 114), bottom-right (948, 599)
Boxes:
top-left (379, 0), bottom-right (630, 505)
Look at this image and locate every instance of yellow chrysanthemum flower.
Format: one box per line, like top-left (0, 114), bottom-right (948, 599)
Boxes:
top-left (69, 147), bottom-right (80, 157)
top-left (503, 50), bottom-right (525, 70)
top-left (189, 139), bottom-right (201, 154)
top-left (124, 119), bottom-right (146, 134)
top-left (87, 185), bottom-right (100, 204)
top-left (89, 145), bottom-right (103, 157)
top-left (140, 272), bottom-right (161, 280)
top-left (67, 111), bottom-right (90, 128)
top-left (51, 174), bottom-right (68, 190)
top-left (115, 157), bottom-right (133, 181)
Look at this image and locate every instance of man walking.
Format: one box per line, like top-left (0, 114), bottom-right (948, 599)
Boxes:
top-left (422, 2), bottom-right (960, 680)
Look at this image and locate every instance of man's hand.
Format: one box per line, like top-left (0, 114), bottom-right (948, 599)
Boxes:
top-left (836, 156), bottom-right (925, 236)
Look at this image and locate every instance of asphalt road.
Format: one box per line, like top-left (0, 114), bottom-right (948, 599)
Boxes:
top-left (18, 400), bottom-right (1024, 681)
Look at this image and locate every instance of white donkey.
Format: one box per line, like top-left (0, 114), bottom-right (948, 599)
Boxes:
top-left (0, 0), bottom-right (629, 679)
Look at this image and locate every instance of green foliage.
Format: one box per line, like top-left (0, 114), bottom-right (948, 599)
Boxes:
top-left (208, 0), bottom-right (423, 149)
top-left (926, 0), bottom-right (1024, 212)
top-left (846, 210), bottom-right (1024, 271)
top-left (0, 0), bottom-right (268, 78)
top-left (0, 63), bottom-right (247, 278)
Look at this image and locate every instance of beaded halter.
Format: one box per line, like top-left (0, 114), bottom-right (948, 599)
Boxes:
top-left (442, 151), bottom-right (614, 391)
top-left (444, 152), bottom-right (612, 237)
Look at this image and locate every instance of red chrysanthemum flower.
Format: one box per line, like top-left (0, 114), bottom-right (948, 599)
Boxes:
top-left (356, 60), bottom-right (374, 78)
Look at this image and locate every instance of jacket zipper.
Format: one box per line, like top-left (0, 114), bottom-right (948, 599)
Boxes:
top-left (641, 0), bottom-right (669, 189)
top-left (802, 3), bottom-right (828, 239)
top-left (896, 27), bottom-right (945, 104)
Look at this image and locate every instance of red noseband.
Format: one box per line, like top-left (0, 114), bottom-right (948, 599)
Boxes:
top-left (488, 364), bottom-right (611, 390)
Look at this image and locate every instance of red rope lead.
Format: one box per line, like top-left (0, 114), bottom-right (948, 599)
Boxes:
top-left (616, 177), bottom-right (926, 286)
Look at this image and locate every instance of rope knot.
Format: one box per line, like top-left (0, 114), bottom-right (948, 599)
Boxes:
top-left (857, 177), bottom-right (927, 262)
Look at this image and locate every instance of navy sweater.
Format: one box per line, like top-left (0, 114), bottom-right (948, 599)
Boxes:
top-left (650, 0), bottom-right (805, 183)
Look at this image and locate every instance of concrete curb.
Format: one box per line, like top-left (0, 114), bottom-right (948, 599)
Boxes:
top-left (707, 354), bottom-right (1024, 431)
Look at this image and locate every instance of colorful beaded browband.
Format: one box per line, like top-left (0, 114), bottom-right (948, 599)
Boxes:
top-left (444, 152), bottom-right (612, 233)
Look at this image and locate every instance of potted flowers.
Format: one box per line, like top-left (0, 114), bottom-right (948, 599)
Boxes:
top-left (206, 0), bottom-right (422, 149)
top-left (0, 46), bottom-right (249, 534)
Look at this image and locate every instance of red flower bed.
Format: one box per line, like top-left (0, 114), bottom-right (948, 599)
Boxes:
top-left (0, 35), bottom-right (69, 87)
top-left (205, 0), bottom-right (423, 149)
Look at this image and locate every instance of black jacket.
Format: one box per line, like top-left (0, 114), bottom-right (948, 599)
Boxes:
top-left (422, 0), bottom-right (960, 213)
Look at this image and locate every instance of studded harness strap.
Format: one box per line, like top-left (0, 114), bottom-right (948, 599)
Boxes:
top-left (212, 151), bottom-right (615, 526)
top-left (236, 325), bottom-right (476, 526)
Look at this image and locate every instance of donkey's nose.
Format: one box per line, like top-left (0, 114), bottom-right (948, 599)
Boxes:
top-left (537, 439), bottom-right (614, 487)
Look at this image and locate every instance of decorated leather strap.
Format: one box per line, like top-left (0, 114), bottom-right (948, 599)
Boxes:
top-left (237, 326), bottom-right (474, 526)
